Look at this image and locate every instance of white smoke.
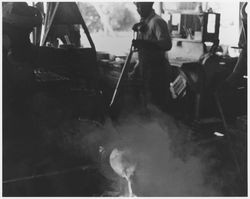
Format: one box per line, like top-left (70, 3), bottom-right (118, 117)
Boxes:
top-left (100, 105), bottom-right (221, 196)
top-left (38, 101), bottom-right (221, 196)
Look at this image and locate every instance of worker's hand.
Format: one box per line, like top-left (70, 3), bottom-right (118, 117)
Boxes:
top-left (132, 22), bottom-right (147, 32)
top-left (132, 39), bottom-right (160, 50)
top-left (132, 23), bottom-right (142, 31)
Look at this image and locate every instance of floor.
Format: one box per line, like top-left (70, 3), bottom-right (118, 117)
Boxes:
top-left (3, 90), bottom-right (247, 196)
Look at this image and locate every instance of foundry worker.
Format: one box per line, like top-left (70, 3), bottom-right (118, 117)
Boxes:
top-left (132, 2), bottom-right (172, 112)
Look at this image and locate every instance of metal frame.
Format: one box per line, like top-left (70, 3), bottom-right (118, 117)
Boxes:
top-left (41, 2), bottom-right (95, 51)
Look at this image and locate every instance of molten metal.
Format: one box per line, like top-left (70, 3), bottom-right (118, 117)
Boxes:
top-left (109, 148), bottom-right (136, 197)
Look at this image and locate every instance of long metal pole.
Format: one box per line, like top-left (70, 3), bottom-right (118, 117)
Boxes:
top-left (109, 44), bottom-right (134, 107)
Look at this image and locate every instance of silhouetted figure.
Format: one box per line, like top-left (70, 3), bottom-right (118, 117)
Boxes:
top-left (132, 2), bottom-right (172, 112)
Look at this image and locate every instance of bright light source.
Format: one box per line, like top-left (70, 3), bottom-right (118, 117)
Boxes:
top-left (214, 132), bottom-right (224, 137)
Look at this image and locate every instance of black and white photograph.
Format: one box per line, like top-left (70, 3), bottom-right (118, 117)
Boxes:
top-left (2, 1), bottom-right (248, 196)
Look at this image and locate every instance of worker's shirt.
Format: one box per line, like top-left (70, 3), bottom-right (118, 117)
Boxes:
top-left (137, 10), bottom-right (171, 80)
top-left (137, 10), bottom-right (170, 44)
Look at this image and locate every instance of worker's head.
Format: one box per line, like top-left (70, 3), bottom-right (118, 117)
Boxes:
top-left (134, 2), bottom-right (154, 18)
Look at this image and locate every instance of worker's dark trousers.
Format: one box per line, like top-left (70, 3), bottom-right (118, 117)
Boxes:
top-left (142, 61), bottom-right (170, 112)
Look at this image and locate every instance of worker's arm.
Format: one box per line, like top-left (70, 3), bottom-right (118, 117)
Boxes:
top-left (152, 18), bottom-right (172, 51)
top-left (150, 38), bottom-right (172, 51)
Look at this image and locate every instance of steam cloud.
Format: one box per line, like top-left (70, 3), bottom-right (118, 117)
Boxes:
top-left (100, 106), bottom-right (221, 196)
top-left (39, 100), bottom-right (221, 196)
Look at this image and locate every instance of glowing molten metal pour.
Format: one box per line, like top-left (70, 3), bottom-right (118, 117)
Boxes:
top-left (109, 148), bottom-right (136, 197)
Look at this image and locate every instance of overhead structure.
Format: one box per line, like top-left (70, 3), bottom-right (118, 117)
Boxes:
top-left (41, 2), bottom-right (95, 51)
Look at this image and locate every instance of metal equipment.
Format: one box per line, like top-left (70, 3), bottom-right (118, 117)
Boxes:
top-left (109, 30), bottom-right (139, 108)
top-left (41, 2), bottom-right (95, 50)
